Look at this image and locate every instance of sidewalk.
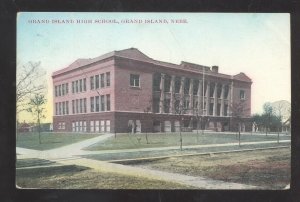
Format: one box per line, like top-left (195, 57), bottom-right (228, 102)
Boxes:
top-left (17, 133), bottom-right (114, 160)
top-left (79, 139), bottom-right (291, 155)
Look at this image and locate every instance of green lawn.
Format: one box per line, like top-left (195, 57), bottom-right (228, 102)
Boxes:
top-left (16, 132), bottom-right (102, 151)
top-left (85, 132), bottom-right (291, 151)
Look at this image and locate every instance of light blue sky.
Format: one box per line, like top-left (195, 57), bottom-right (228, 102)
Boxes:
top-left (17, 12), bottom-right (290, 122)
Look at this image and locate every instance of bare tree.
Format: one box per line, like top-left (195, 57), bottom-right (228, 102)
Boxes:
top-left (230, 100), bottom-right (247, 147)
top-left (17, 61), bottom-right (47, 114)
top-left (190, 106), bottom-right (209, 142)
top-left (27, 93), bottom-right (47, 144)
top-left (143, 99), bottom-right (152, 144)
top-left (173, 98), bottom-right (188, 151)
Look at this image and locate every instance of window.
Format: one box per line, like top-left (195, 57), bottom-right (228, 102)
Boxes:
top-left (101, 95), bottom-right (105, 111)
top-left (66, 83), bottom-right (68, 94)
top-left (90, 97), bottom-right (94, 112)
top-left (106, 72), bottom-right (110, 87)
top-left (101, 73), bottom-right (105, 88)
top-left (174, 77), bottom-right (181, 93)
top-left (83, 78), bottom-right (86, 91)
top-left (59, 122), bottom-right (65, 130)
top-left (55, 86), bottom-right (57, 97)
top-left (193, 80), bottom-right (199, 95)
top-left (90, 76), bottom-right (94, 90)
top-left (71, 100), bottom-right (74, 114)
top-left (184, 100), bottom-right (189, 109)
top-left (153, 73), bottom-right (161, 91)
top-left (90, 121), bottom-right (94, 132)
top-left (95, 75), bottom-right (99, 89)
top-left (62, 102), bottom-right (65, 115)
top-left (62, 84), bottom-right (65, 95)
top-left (184, 78), bottom-right (190, 94)
top-left (240, 90), bottom-right (246, 100)
top-left (72, 81), bottom-right (75, 93)
top-left (76, 99), bottom-right (79, 113)
top-left (84, 98), bottom-right (87, 113)
top-left (75, 121), bottom-right (79, 132)
top-left (130, 74), bottom-right (140, 87)
top-left (59, 102), bottom-right (62, 115)
top-left (76, 80), bottom-right (79, 93)
top-left (96, 96), bottom-right (100, 112)
top-left (55, 103), bottom-right (58, 115)
top-left (100, 120), bottom-right (105, 132)
top-left (106, 94), bottom-right (110, 111)
top-left (80, 99), bottom-right (83, 113)
top-left (79, 121), bottom-right (82, 131)
top-left (106, 120), bottom-right (110, 132)
top-left (79, 79), bottom-right (82, 92)
top-left (95, 120), bottom-right (100, 132)
top-left (72, 122), bottom-right (75, 132)
top-left (58, 85), bottom-right (61, 96)
top-left (83, 121), bottom-right (87, 132)
top-left (66, 101), bottom-right (69, 114)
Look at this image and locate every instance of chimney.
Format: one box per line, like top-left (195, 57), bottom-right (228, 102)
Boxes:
top-left (212, 65), bottom-right (219, 73)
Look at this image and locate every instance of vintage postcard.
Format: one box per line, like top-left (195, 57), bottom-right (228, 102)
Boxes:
top-left (16, 12), bottom-right (291, 189)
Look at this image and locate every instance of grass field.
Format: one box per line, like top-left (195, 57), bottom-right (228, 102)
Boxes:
top-left (16, 164), bottom-right (194, 189)
top-left (85, 132), bottom-right (291, 151)
top-left (131, 148), bottom-right (291, 189)
top-left (16, 132), bottom-right (102, 150)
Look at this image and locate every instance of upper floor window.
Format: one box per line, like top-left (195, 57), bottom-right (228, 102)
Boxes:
top-left (106, 94), bottom-right (110, 111)
top-left (106, 72), bottom-right (110, 87)
top-left (66, 83), bottom-right (69, 94)
top-left (83, 78), bottom-right (86, 91)
top-left (130, 74), bottom-right (140, 87)
top-left (90, 76), bottom-right (94, 90)
top-left (100, 95), bottom-right (105, 111)
top-left (95, 75), bottom-right (100, 89)
top-left (79, 79), bottom-right (83, 92)
top-left (100, 74), bottom-right (105, 88)
top-left (240, 90), bottom-right (246, 100)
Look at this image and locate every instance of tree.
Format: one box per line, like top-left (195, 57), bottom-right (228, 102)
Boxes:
top-left (17, 61), bottom-right (46, 114)
top-left (143, 99), bottom-right (152, 144)
top-left (252, 113), bottom-right (264, 132)
top-left (230, 100), bottom-right (247, 146)
top-left (27, 93), bottom-right (47, 144)
top-left (190, 105), bottom-right (209, 142)
top-left (173, 98), bottom-right (189, 151)
top-left (262, 102), bottom-right (274, 136)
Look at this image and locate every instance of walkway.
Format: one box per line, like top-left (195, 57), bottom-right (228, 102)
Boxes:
top-left (77, 139), bottom-right (291, 155)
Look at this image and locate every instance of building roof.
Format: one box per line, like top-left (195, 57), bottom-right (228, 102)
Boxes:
top-left (52, 48), bottom-right (252, 83)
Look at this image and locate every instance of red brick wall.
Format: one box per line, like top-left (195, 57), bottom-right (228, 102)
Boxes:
top-left (232, 81), bottom-right (252, 117)
top-left (114, 59), bottom-right (153, 112)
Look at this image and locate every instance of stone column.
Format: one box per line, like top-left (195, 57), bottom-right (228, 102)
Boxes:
top-left (197, 80), bottom-right (203, 114)
top-left (170, 75), bottom-right (175, 114)
top-left (205, 81), bottom-right (210, 115)
top-left (159, 73), bottom-right (165, 113)
top-left (213, 83), bottom-right (218, 116)
top-left (220, 84), bottom-right (225, 116)
top-left (189, 78), bottom-right (194, 112)
top-left (179, 77), bottom-right (185, 109)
